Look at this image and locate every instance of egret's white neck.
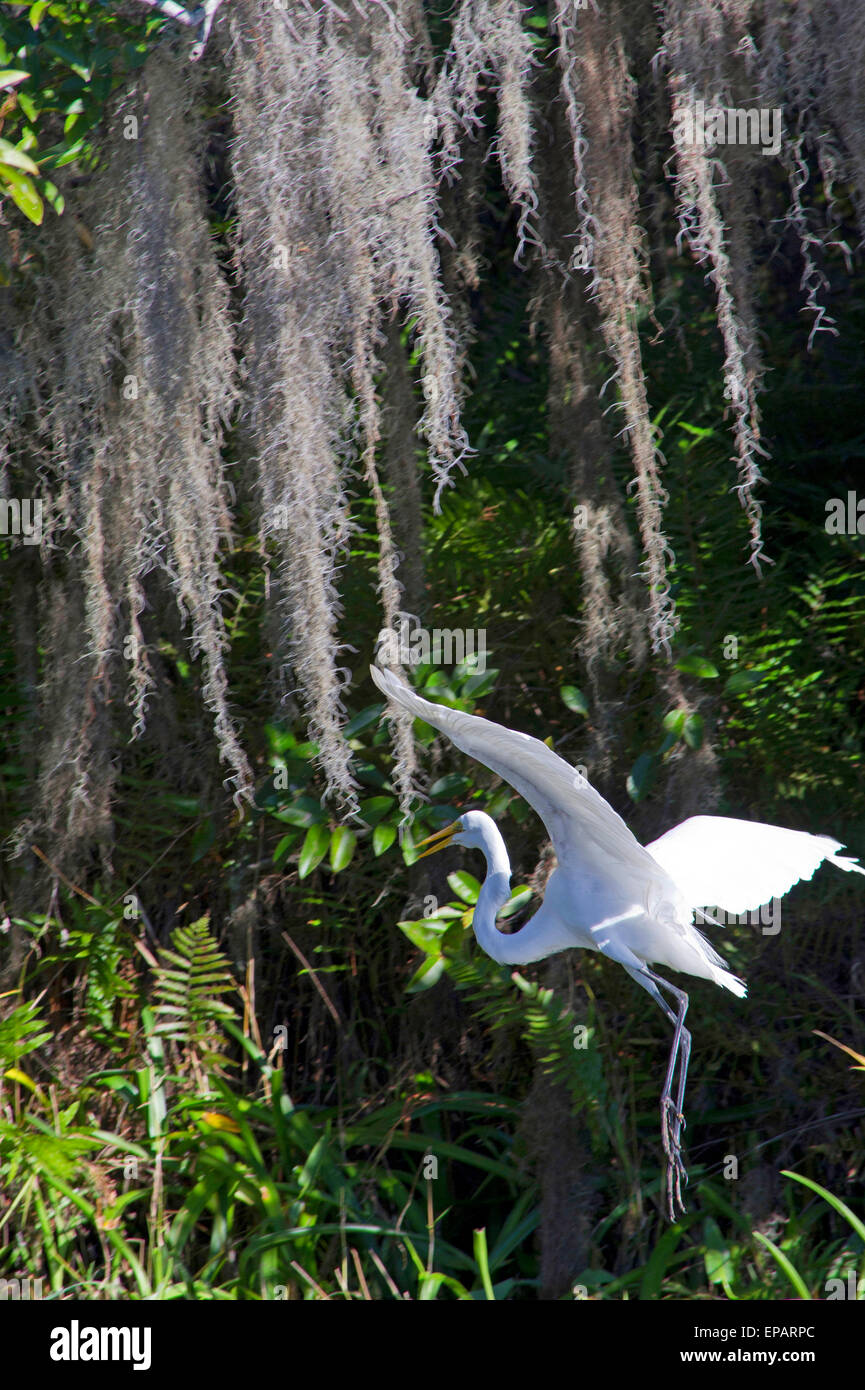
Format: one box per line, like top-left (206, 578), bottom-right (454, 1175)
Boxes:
top-left (477, 819), bottom-right (511, 878)
top-left (471, 822), bottom-right (514, 964)
top-left (468, 819), bottom-right (570, 967)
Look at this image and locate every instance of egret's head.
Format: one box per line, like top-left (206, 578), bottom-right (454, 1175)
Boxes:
top-left (416, 809), bottom-right (495, 858)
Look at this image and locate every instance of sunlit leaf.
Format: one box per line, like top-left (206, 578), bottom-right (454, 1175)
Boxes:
top-left (0, 138), bottom-right (39, 174)
top-left (560, 685), bottom-right (589, 716)
top-left (398, 919), bottom-right (449, 953)
top-left (358, 795), bottom-right (394, 826)
top-left (329, 826), bottom-right (356, 872)
top-left (662, 708), bottom-right (688, 735)
top-left (0, 164), bottom-right (43, 223)
top-left (298, 824), bottom-right (330, 879)
top-left (674, 655), bottom-right (718, 679)
top-left (498, 885), bottom-right (532, 919)
top-left (406, 955), bottom-right (446, 993)
top-left (447, 871), bottom-right (480, 904)
top-left (372, 823), bottom-right (396, 857)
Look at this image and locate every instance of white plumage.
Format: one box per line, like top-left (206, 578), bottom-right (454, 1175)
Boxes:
top-left (646, 814), bottom-right (865, 916)
top-left (371, 663), bottom-right (865, 1218)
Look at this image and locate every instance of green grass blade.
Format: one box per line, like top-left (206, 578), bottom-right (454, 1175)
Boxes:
top-left (473, 1227), bottom-right (495, 1300)
top-left (781, 1170), bottom-right (865, 1245)
top-left (753, 1230), bottom-right (811, 1300)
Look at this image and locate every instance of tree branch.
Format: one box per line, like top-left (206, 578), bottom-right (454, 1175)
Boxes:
top-left (127, 0), bottom-right (228, 62)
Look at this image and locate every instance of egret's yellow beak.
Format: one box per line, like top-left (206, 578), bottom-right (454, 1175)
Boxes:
top-left (415, 821), bottom-right (460, 860)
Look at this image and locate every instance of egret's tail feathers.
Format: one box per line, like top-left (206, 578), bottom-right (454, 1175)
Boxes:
top-left (828, 853), bottom-right (865, 877)
top-left (713, 967), bottom-right (747, 999)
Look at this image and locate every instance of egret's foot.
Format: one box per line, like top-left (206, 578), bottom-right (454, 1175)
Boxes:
top-left (664, 1140), bottom-right (688, 1219)
top-left (660, 1097), bottom-right (689, 1220)
top-left (660, 1095), bottom-right (686, 1157)
top-left (665, 1154), bottom-right (688, 1221)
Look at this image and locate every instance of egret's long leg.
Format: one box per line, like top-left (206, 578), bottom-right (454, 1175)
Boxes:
top-left (665, 1010), bottom-right (691, 1218)
top-left (643, 969), bottom-right (691, 1220)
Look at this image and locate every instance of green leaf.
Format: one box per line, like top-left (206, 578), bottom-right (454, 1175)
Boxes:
top-left (0, 71), bottom-right (31, 90)
top-left (677, 421), bottom-right (715, 441)
top-left (406, 955), bottom-right (446, 993)
top-left (0, 138), bottom-right (39, 174)
top-left (447, 871), bottom-right (480, 904)
top-left (17, 91), bottom-right (37, 122)
top-left (639, 1224), bottom-right (683, 1300)
top-left (662, 708), bottom-right (688, 736)
top-left (329, 826), bottom-right (356, 873)
top-left (421, 670), bottom-right (452, 692)
top-left (683, 713), bottom-right (704, 749)
top-left (51, 138), bottom-right (87, 170)
top-left (355, 761), bottom-right (388, 790)
top-left (429, 772), bottom-right (470, 799)
top-left (41, 177), bottom-right (63, 214)
top-left (398, 918), bottom-right (449, 953)
top-left (463, 667), bottom-right (499, 698)
top-left (344, 704), bottom-right (383, 738)
top-left (358, 795), bottom-right (394, 826)
top-left (473, 1228), bottom-right (496, 1300)
top-left (702, 1217), bottom-right (734, 1288)
top-left (560, 685), bottom-right (589, 716)
top-left (442, 919), bottom-right (466, 953)
top-left (411, 718), bottom-right (437, 748)
top-left (781, 1170), bottom-right (865, 1245)
top-left (29, 3), bottom-right (50, 28)
top-left (42, 39), bottom-right (91, 81)
top-left (400, 826), bottom-right (422, 863)
top-left (0, 164), bottom-right (43, 224)
top-left (422, 805), bottom-right (461, 831)
top-left (752, 1231), bottom-right (811, 1299)
top-left (272, 796), bottom-right (325, 829)
top-left (372, 823), bottom-right (396, 857)
top-left (298, 824), bottom-right (330, 879)
top-left (498, 885), bottom-right (532, 919)
top-left (674, 655), bottom-right (718, 679)
top-left (626, 752), bottom-right (656, 802)
top-left (273, 832), bottom-right (299, 865)
top-left (264, 752), bottom-right (313, 788)
top-left (723, 669), bottom-right (764, 697)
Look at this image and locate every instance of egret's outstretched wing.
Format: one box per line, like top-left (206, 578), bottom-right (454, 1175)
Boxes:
top-left (371, 664), bottom-right (680, 916)
top-left (646, 814), bottom-right (865, 914)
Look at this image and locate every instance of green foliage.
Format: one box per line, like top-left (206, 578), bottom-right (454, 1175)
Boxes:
top-left (22, 904), bottom-right (136, 1048)
top-left (397, 887), bottom-right (612, 1157)
top-left (0, 67), bottom-right (43, 224)
top-left (0, 0), bottom-right (157, 240)
top-left (256, 656), bottom-right (506, 881)
top-left (0, 907), bottom-right (542, 1298)
top-left (1, 0), bottom-right (864, 1303)
top-left (152, 917), bottom-right (237, 1073)
top-left (3, 894), bottom-right (863, 1299)
top-left (0, 997), bottom-right (52, 1067)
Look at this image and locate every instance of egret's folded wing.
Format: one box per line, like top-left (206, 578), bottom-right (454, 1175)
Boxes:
top-left (645, 814), bottom-right (865, 914)
top-left (370, 664), bottom-right (679, 914)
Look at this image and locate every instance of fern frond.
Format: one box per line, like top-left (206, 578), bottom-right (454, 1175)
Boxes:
top-left (152, 917), bottom-right (237, 1072)
top-left (0, 1000), bottom-right (53, 1070)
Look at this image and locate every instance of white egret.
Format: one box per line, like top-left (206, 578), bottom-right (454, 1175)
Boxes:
top-left (370, 663), bottom-right (865, 1220)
